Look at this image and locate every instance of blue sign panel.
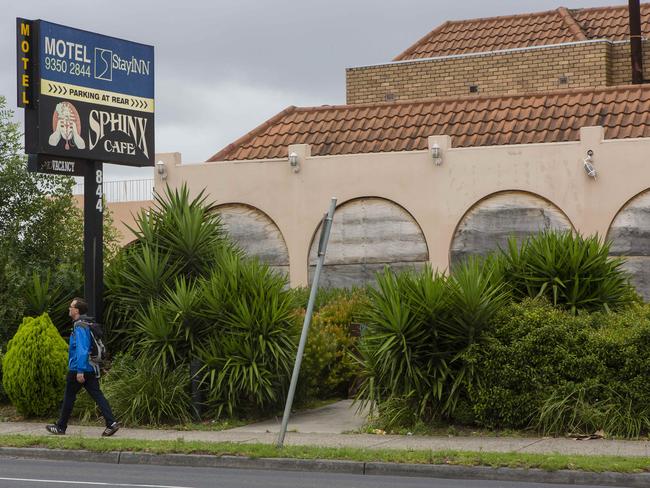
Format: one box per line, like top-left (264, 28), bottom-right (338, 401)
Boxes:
top-left (38, 20), bottom-right (154, 99)
top-left (19, 19), bottom-right (155, 167)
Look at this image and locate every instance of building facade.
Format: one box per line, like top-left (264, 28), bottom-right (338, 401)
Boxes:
top-left (117, 4), bottom-right (650, 298)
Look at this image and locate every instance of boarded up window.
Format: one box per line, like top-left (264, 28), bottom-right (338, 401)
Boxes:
top-left (607, 190), bottom-right (650, 301)
top-left (215, 204), bottom-right (289, 277)
top-left (450, 191), bottom-right (572, 268)
top-left (308, 198), bottom-right (428, 288)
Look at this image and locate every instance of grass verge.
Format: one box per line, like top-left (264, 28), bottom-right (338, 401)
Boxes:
top-left (0, 434), bottom-right (648, 473)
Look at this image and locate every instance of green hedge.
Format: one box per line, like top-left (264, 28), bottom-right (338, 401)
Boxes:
top-left (468, 300), bottom-right (650, 436)
top-left (297, 290), bottom-right (367, 402)
top-left (2, 313), bottom-right (68, 416)
top-left (0, 345), bottom-right (6, 404)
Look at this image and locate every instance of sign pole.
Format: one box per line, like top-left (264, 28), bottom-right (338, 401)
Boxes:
top-left (277, 197), bottom-right (337, 448)
top-left (83, 160), bottom-right (104, 319)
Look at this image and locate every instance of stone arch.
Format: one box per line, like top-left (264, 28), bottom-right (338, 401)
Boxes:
top-left (449, 190), bottom-right (573, 268)
top-left (606, 189), bottom-right (650, 300)
top-left (308, 197), bottom-right (429, 288)
top-left (214, 203), bottom-right (289, 276)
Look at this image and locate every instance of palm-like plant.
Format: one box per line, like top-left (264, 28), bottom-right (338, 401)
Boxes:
top-left (441, 258), bottom-right (510, 412)
top-left (356, 261), bottom-right (509, 424)
top-left (104, 184), bottom-right (234, 353)
top-left (23, 268), bottom-right (81, 333)
top-left (356, 267), bottom-right (448, 420)
top-left (196, 254), bottom-right (297, 418)
top-left (499, 231), bottom-right (636, 314)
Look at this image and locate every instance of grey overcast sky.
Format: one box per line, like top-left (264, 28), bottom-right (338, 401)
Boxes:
top-left (2, 0), bottom-right (621, 180)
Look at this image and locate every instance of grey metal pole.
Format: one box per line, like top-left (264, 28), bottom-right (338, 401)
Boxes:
top-left (277, 197), bottom-right (337, 448)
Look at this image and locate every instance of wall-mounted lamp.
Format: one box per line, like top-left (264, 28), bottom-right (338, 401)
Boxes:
top-left (583, 149), bottom-right (597, 178)
top-left (430, 143), bottom-right (442, 165)
top-left (288, 152), bottom-right (300, 173)
top-left (156, 160), bottom-right (167, 180)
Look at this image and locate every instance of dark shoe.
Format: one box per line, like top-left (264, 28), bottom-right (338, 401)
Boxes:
top-left (46, 424), bottom-right (65, 435)
top-left (102, 421), bottom-right (120, 437)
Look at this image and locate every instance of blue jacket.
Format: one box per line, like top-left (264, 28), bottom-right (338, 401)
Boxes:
top-left (68, 316), bottom-right (94, 373)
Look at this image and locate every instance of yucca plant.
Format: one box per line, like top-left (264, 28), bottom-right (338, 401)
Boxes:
top-left (355, 267), bottom-right (449, 421)
top-left (441, 257), bottom-right (510, 413)
top-left (196, 254), bottom-right (297, 418)
top-left (103, 184), bottom-right (237, 421)
top-left (356, 260), bottom-right (509, 426)
top-left (104, 183), bottom-right (235, 352)
top-left (499, 231), bottom-right (636, 314)
top-left (23, 268), bottom-right (81, 333)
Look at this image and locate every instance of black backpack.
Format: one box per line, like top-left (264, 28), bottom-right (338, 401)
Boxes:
top-left (78, 319), bottom-right (107, 373)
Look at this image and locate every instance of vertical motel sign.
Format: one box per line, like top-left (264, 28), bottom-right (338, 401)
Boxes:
top-left (17, 18), bottom-right (155, 320)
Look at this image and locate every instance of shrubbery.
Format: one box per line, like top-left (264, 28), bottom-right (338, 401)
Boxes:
top-left (354, 231), bottom-right (647, 437)
top-left (0, 345), bottom-right (6, 404)
top-left (297, 290), bottom-right (367, 402)
top-left (355, 259), bottom-right (509, 427)
top-left (467, 299), bottom-right (598, 429)
top-left (105, 185), bottom-right (298, 421)
top-left (196, 253), bottom-right (298, 418)
top-left (2, 313), bottom-right (67, 416)
top-left (495, 231), bottom-right (637, 313)
top-left (103, 353), bottom-right (193, 426)
top-left (469, 300), bottom-right (650, 437)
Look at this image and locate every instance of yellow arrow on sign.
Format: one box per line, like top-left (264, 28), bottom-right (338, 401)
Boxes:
top-left (41, 79), bottom-right (154, 113)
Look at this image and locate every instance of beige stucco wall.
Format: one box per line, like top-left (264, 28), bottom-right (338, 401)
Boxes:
top-left (107, 200), bottom-right (153, 245)
top-left (73, 196), bottom-right (151, 246)
top-left (153, 127), bottom-right (650, 288)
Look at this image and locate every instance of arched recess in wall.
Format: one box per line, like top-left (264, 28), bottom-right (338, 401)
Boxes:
top-left (449, 191), bottom-right (573, 268)
top-left (606, 189), bottom-right (650, 301)
top-left (214, 203), bottom-right (289, 277)
top-left (308, 197), bottom-right (429, 288)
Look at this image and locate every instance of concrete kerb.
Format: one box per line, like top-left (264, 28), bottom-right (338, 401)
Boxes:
top-left (2, 447), bottom-right (650, 487)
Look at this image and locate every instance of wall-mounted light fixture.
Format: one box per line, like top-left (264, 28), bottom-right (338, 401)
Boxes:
top-left (288, 152), bottom-right (300, 173)
top-left (156, 160), bottom-right (167, 180)
top-left (583, 149), bottom-right (597, 178)
top-left (430, 142), bottom-right (442, 165)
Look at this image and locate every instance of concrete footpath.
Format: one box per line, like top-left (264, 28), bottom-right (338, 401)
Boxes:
top-left (0, 400), bottom-right (649, 487)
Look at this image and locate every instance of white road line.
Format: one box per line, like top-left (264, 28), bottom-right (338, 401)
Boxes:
top-left (0, 477), bottom-right (194, 488)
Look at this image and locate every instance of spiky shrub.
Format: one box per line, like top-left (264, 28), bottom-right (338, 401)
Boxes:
top-left (2, 313), bottom-right (68, 416)
top-left (196, 253), bottom-right (297, 418)
top-left (102, 353), bottom-right (192, 426)
top-left (104, 184), bottom-right (233, 352)
top-left (498, 231), bottom-right (637, 314)
top-left (355, 260), bottom-right (508, 427)
top-left (23, 269), bottom-right (81, 334)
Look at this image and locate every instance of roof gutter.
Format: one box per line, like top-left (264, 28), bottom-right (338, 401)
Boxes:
top-left (629, 0), bottom-right (645, 84)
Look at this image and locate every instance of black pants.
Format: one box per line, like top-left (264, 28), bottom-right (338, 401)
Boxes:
top-left (56, 371), bottom-right (116, 431)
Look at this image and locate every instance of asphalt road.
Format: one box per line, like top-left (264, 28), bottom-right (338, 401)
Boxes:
top-left (0, 457), bottom-right (618, 488)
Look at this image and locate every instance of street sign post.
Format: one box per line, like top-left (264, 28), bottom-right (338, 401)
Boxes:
top-left (17, 17), bottom-right (154, 320)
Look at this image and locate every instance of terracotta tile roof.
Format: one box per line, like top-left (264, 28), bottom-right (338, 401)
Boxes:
top-left (572, 3), bottom-right (650, 39)
top-left (394, 4), bottom-right (650, 61)
top-left (207, 85), bottom-right (650, 162)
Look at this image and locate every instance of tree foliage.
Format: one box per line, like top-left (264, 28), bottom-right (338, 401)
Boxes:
top-left (0, 96), bottom-right (119, 339)
top-left (0, 96), bottom-right (84, 339)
